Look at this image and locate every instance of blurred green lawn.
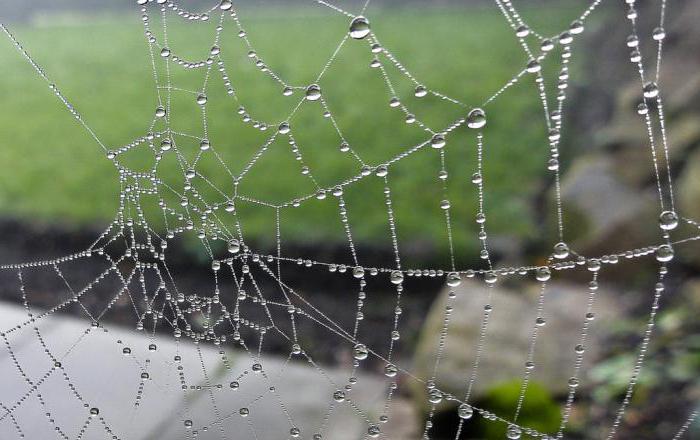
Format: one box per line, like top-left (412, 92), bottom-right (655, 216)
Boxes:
top-left (0, 5), bottom-right (585, 258)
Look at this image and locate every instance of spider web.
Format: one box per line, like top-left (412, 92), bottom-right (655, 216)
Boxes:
top-left (0, 0), bottom-right (698, 439)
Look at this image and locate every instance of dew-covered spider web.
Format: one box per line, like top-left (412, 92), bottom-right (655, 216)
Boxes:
top-left (1, 0), bottom-right (699, 439)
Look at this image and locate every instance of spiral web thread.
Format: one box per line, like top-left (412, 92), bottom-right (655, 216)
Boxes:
top-left (0, 0), bottom-right (698, 439)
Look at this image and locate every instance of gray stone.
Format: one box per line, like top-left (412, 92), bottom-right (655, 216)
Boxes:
top-left (413, 280), bottom-right (623, 407)
top-left (558, 155), bottom-right (659, 255)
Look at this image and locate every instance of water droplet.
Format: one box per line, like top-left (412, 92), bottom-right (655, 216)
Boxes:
top-left (196, 94), bottom-right (207, 105)
top-left (587, 259), bottom-right (601, 272)
top-left (427, 388), bottom-right (443, 404)
top-left (160, 47), bottom-right (170, 58)
top-left (643, 82), bottom-right (659, 98)
top-left (367, 425), bottom-right (381, 438)
top-left (383, 364), bottom-right (398, 377)
top-left (278, 122), bottom-right (290, 134)
top-left (457, 403), bottom-right (473, 419)
top-left (155, 106), bottom-right (166, 118)
top-left (656, 245), bottom-right (674, 262)
top-left (507, 425), bottom-right (522, 439)
top-left (390, 270), bottom-right (404, 284)
top-left (333, 390), bottom-right (346, 402)
top-left (446, 272), bottom-right (461, 287)
top-left (568, 377), bottom-right (579, 388)
top-left (228, 239), bottom-right (240, 253)
top-left (90, 408), bottom-right (99, 417)
top-left (200, 139), bottom-right (210, 150)
top-left (570, 20), bottom-right (584, 34)
top-left (541, 39), bottom-right (554, 52)
top-left (376, 165), bottom-right (388, 177)
top-left (484, 272), bottom-right (498, 284)
top-left (239, 407), bottom-right (249, 417)
top-left (659, 211), bottom-right (678, 230)
top-left (122, 347), bottom-right (131, 355)
top-left (526, 59), bottom-right (541, 73)
top-left (515, 25), bottom-right (530, 38)
top-left (290, 427), bottom-right (301, 438)
top-left (219, 0), bottom-right (232, 11)
top-left (353, 266), bottom-right (365, 278)
top-left (471, 173), bottom-right (483, 184)
top-left (353, 344), bottom-right (369, 360)
top-left (466, 108), bottom-right (486, 129)
top-left (414, 85), bottom-right (428, 97)
top-left (535, 267), bottom-right (551, 282)
top-left (553, 242), bottom-right (570, 259)
top-left (349, 16), bottom-right (371, 39)
top-left (282, 86), bottom-right (293, 96)
top-left (184, 420), bottom-right (193, 429)
top-left (440, 200), bottom-right (451, 210)
top-left (559, 31), bottom-right (573, 45)
top-left (305, 84), bottom-right (322, 101)
top-left (431, 134), bottom-right (446, 149)
top-left (652, 27), bottom-right (666, 41)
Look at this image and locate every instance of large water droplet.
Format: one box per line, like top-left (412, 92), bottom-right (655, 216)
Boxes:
top-left (466, 108), bottom-right (486, 129)
top-left (652, 27), bottom-right (666, 41)
top-left (553, 242), bottom-right (570, 259)
top-left (353, 266), bottom-right (365, 278)
top-left (656, 245), bottom-right (674, 262)
top-left (506, 425), bottom-right (522, 439)
top-left (446, 272), bottom-right (461, 287)
top-left (390, 270), bottom-right (404, 285)
top-left (428, 389), bottom-right (443, 404)
top-left (535, 267), bottom-right (551, 282)
top-left (305, 84), bottom-right (322, 101)
top-left (659, 211), bottom-right (678, 230)
top-left (643, 82), bottom-right (659, 98)
top-left (353, 343), bottom-right (369, 360)
top-left (349, 16), bottom-right (371, 39)
top-left (431, 134), bottom-right (446, 149)
top-left (228, 239), bottom-right (240, 253)
top-left (515, 25), bottom-right (530, 38)
top-left (457, 403), bottom-right (473, 419)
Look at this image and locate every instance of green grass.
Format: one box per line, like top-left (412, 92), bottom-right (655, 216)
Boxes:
top-left (0, 5), bottom-right (587, 260)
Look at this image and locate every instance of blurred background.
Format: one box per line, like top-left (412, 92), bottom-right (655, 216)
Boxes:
top-left (0, 0), bottom-right (699, 439)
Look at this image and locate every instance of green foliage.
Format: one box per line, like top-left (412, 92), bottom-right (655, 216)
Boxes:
top-left (476, 380), bottom-right (560, 438)
top-left (0, 6), bottom-right (583, 258)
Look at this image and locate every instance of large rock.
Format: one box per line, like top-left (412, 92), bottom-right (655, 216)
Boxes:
top-left (412, 280), bottom-right (623, 407)
top-left (558, 154), bottom-right (660, 256)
